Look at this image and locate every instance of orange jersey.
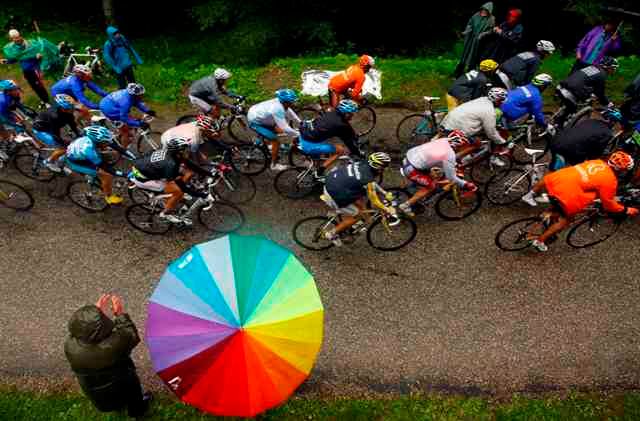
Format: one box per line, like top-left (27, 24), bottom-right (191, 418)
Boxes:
top-left (544, 159), bottom-right (624, 216)
top-left (328, 65), bottom-right (366, 100)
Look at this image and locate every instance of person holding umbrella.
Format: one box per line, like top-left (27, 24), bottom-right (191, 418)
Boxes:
top-left (453, 3), bottom-right (496, 78)
top-left (64, 293), bottom-right (152, 418)
top-left (571, 18), bottom-right (622, 75)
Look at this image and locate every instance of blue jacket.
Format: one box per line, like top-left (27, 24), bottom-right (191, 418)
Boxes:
top-left (501, 84), bottom-right (546, 126)
top-left (7, 56), bottom-right (40, 72)
top-left (99, 89), bottom-right (150, 127)
top-left (51, 75), bottom-right (109, 110)
top-left (66, 136), bottom-right (102, 166)
top-left (0, 92), bottom-right (23, 122)
top-left (103, 26), bottom-right (142, 75)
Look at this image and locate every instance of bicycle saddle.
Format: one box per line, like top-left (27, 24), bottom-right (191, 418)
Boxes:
top-left (424, 96), bottom-right (441, 101)
top-left (524, 148), bottom-right (545, 156)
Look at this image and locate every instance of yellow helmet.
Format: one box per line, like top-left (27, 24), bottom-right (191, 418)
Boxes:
top-left (479, 59), bottom-right (499, 72)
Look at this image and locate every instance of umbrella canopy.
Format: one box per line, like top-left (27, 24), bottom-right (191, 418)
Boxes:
top-left (146, 234), bottom-right (324, 417)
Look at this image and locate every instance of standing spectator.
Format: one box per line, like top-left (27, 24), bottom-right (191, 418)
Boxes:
top-left (479, 8), bottom-right (524, 64)
top-left (64, 294), bottom-right (152, 418)
top-left (103, 26), bottom-right (143, 89)
top-left (0, 29), bottom-right (58, 104)
top-left (454, 2), bottom-right (495, 78)
top-left (571, 19), bottom-right (622, 75)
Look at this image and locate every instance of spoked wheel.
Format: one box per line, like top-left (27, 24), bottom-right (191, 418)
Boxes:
top-left (273, 167), bottom-right (319, 199)
top-left (198, 201), bottom-right (245, 233)
top-left (485, 169), bottom-right (531, 206)
top-left (228, 115), bottom-right (254, 144)
top-left (176, 114), bottom-right (198, 126)
top-left (214, 172), bottom-right (257, 204)
top-left (48, 175), bottom-right (68, 199)
top-left (511, 113), bottom-right (552, 165)
top-left (228, 144), bottom-right (268, 176)
top-left (292, 216), bottom-right (336, 251)
top-left (435, 189), bottom-right (483, 221)
top-left (13, 152), bottom-right (56, 182)
top-left (470, 155), bottom-right (513, 184)
top-left (128, 186), bottom-right (156, 204)
top-left (125, 203), bottom-right (171, 235)
top-left (288, 145), bottom-right (313, 168)
top-left (366, 215), bottom-right (417, 251)
top-left (0, 180), bottom-right (34, 211)
top-left (395, 114), bottom-right (434, 154)
top-left (352, 106), bottom-right (376, 137)
top-left (566, 212), bottom-right (622, 249)
top-left (67, 180), bottom-right (109, 212)
top-left (495, 216), bottom-right (545, 251)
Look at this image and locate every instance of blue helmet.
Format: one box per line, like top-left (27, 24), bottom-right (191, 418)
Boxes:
top-left (0, 79), bottom-right (19, 91)
top-left (54, 94), bottom-right (76, 110)
top-left (336, 99), bottom-right (359, 114)
top-left (601, 107), bottom-right (623, 125)
top-left (84, 125), bottom-right (114, 143)
top-left (275, 89), bottom-right (298, 104)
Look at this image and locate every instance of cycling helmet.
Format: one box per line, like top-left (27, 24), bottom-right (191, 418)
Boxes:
top-left (165, 136), bottom-right (190, 152)
top-left (275, 88), bottom-right (298, 104)
top-left (126, 83), bottom-right (145, 96)
top-left (479, 59), bottom-right (499, 72)
top-left (536, 40), bottom-right (556, 54)
top-left (532, 73), bottom-right (553, 87)
top-left (214, 68), bottom-right (232, 80)
top-left (608, 151), bottom-right (634, 171)
top-left (0, 79), bottom-right (18, 91)
top-left (368, 152), bottom-right (391, 170)
top-left (53, 94), bottom-right (76, 110)
top-left (600, 56), bottom-right (620, 70)
top-left (359, 55), bottom-right (375, 68)
top-left (448, 129), bottom-right (470, 149)
top-left (601, 107), bottom-right (624, 125)
top-left (8, 29), bottom-right (20, 39)
top-left (336, 99), bottom-right (359, 114)
top-left (196, 114), bottom-right (221, 133)
top-left (487, 87), bottom-right (508, 104)
top-left (72, 64), bottom-right (92, 77)
top-left (84, 125), bottom-right (114, 144)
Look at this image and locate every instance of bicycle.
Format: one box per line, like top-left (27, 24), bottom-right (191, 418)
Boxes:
top-left (550, 92), bottom-right (598, 130)
top-left (125, 177), bottom-right (245, 235)
top-left (500, 113), bottom-right (553, 165)
top-left (59, 42), bottom-right (104, 77)
top-left (395, 96), bottom-right (448, 154)
top-left (458, 139), bottom-right (513, 184)
top-left (299, 94), bottom-right (377, 137)
top-left (485, 147), bottom-right (547, 206)
top-left (176, 97), bottom-right (255, 144)
top-left (0, 179), bottom-right (34, 211)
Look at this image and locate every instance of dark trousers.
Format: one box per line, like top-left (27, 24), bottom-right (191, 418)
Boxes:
top-left (23, 69), bottom-right (49, 103)
top-left (84, 370), bottom-right (148, 418)
top-left (116, 66), bottom-right (136, 89)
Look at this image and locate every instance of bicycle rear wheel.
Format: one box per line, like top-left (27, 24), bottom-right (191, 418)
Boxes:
top-left (352, 106), bottom-right (376, 137)
top-left (366, 215), bottom-right (417, 251)
top-left (566, 213), bottom-right (621, 249)
top-left (495, 216), bottom-right (544, 251)
top-left (228, 115), bottom-right (254, 144)
top-left (214, 172), bottom-right (257, 204)
top-left (485, 169), bottom-right (531, 206)
top-left (229, 144), bottom-right (268, 176)
top-left (511, 127), bottom-right (551, 166)
top-left (395, 114), bottom-right (435, 153)
top-left (292, 216), bottom-right (336, 251)
top-left (0, 180), bottom-right (34, 211)
top-left (67, 180), bottom-right (109, 212)
top-left (14, 152), bottom-right (56, 182)
top-left (125, 203), bottom-right (171, 235)
top-left (273, 167), bottom-right (319, 199)
top-left (435, 189), bottom-right (482, 221)
top-left (198, 201), bottom-right (245, 233)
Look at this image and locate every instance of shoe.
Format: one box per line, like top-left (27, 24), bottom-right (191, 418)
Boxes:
top-left (105, 194), bottom-right (124, 205)
top-left (44, 159), bottom-right (62, 173)
top-left (531, 239), bottom-right (548, 252)
top-left (159, 211), bottom-right (183, 224)
top-left (490, 155), bottom-right (507, 167)
top-left (535, 193), bottom-right (550, 204)
top-left (323, 230), bottom-right (343, 247)
top-left (521, 191), bottom-right (538, 207)
top-left (399, 202), bottom-right (415, 217)
top-left (270, 163), bottom-right (289, 171)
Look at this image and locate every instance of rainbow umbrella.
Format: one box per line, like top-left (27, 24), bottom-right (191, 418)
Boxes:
top-left (145, 234), bottom-right (324, 417)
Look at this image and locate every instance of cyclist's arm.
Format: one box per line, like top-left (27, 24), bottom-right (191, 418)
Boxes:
top-left (366, 182), bottom-right (395, 214)
top-left (443, 159), bottom-right (466, 188)
top-left (86, 81), bottom-right (109, 99)
top-left (351, 74), bottom-right (365, 102)
top-left (226, 91), bottom-right (243, 100)
top-left (339, 125), bottom-right (360, 156)
top-left (274, 110), bottom-right (300, 137)
top-left (599, 184), bottom-right (625, 213)
top-left (482, 110), bottom-right (507, 144)
top-left (134, 99), bottom-right (151, 115)
top-left (107, 139), bottom-right (134, 159)
top-left (72, 83), bottom-right (100, 110)
top-left (286, 108), bottom-right (302, 125)
top-left (531, 96), bottom-right (546, 127)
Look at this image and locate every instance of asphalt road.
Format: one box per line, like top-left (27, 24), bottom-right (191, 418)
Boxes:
top-left (1, 108), bottom-right (640, 397)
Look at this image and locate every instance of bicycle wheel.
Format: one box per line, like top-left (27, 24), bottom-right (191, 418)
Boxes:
top-left (176, 114), bottom-right (198, 126)
top-left (366, 215), bottom-right (417, 251)
top-left (292, 216), bottom-right (336, 251)
top-left (128, 186), bottom-right (155, 204)
top-left (136, 132), bottom-right (161, 155)
top-left (125, 203), bottom-right (171, 235)
top-left (495, 216), bottom-right (545, 251)
top-left (67, 180), bottom-right (109, 212)
top-left (566, 213), bottom-right (621, 249)
top-left (511, 118), bottom-right (552, 165)
top-left (229, 144), bottom-right (268, 176)
top-left (288, 144), bottom-right (312, 167)
top-left (485, 169), bottom-right (531, 206)
top-left (214, 172), bottom-right (257, 204)
top-left (0, 180), bottom-right (34, 211)
top-left (395, 114), bottom-right (435, 151)
top-left (198, 201), bottom-right (245, 233)
top-left (228, 115), bottom-right (254, 144)
top-left (435, 189), bottom-right (483, 221)
top-left (470, 155), bottom-right (512, 184)
top-left (13, 152), bottom-right (56, 182)
top-left (273, 167), bottom-right (318, 199)
top-left (352, 106), bottom-right (376, 137)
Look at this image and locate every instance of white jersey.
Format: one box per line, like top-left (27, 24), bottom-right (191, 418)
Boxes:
top-left (160, 123), bottom-right (202, 153)
top-left (441, 97), bottom-right (506, 144)
top-left (247, 98), bottom-right (300, 137)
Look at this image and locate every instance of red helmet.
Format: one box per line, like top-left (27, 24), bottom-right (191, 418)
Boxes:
top-left (359, 55), bottom-right (375, 68)
top-left (196, 114), bottom-right (220, 134)
top-left (448, 130), bottom-right (470, 149)
top-left (608, 151), bottom-right (634, 172)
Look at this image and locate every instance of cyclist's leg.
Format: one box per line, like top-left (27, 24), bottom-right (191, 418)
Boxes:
top-left (320, 188), bottom-right (361, 234)
top-left (538, 197), bottom-right (571, 244)
top-left (97, 168), bottom-right (114, 196)
top-left (329, 89), bottom-right (340, 109)
top-left (402, 162), bottom-right (436, 206)
top-left (249, 122), bottom-right (282, 165)
top-left (299, 137), bottom-right (340, 169)
top-left (446, 94), bottom-right (460, 112)
top-left (119, 124), bottom-right (131, 148)
top-left (163, 181), bottom-right (184, 212)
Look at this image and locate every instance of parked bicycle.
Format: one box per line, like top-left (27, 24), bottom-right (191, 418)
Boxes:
top-left (59, 42), bottom-right (104, 77)
top-left (395, 96), bottom-right (448, 154)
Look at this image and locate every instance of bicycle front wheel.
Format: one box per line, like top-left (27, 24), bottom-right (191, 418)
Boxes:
top-left (396, 114), bottom-right (434, 151)
top-left (67, 180), bottom-right (109, 212)
top-left (485, 169), bottom-right (531, 206)
top-left (14, 152), bottom-right (56, 182)
top-left (292, 216), bottom-right (336, 251)
top-left (125, 203), bottom-right (171, 235)
top-left (352, 106), bottom-right (376, 137)
top-left (273, 168), bottom-right (318, 199)
top-left (0, 180), bottom-right (34, 211)
top-left (566, 213), bottom-right (621, 249)
top-left (214, 172), bottom-right (257, 204)
top-left (366, 215), bottom-right (417, 251)
top-left (198, 201), bottom-right (245, 233)
top-left (228, 115), bottom-right (254, 144)
top-left (470, 155), bottom-right (512, 184)
top-left (229, 144), bottom-right (268, 176)
top-left (495, 216), bottom-right (544, 251)
top-left (435, 189), bottom-right (483, 221)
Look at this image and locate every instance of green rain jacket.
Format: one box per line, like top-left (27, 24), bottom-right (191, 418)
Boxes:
top-left (459, 2), bottom-right (495, 70)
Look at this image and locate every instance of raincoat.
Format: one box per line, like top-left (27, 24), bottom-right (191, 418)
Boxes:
top-left (103, 26), bottom-right (142, 75)
top-left (457, 3), bottom-right (495, 73)
top-left (2, 37), bottom-right (60, 73)
top-left (576, 26), bottom-right (621, 66)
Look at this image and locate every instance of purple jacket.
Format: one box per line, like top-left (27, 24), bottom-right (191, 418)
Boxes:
top-left (577, 26), bottom-right (621, 65)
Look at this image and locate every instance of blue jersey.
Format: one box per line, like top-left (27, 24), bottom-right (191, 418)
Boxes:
top-left (51, 75), bottom-right (108, 110)
top-left (99, 89), bottom-right (150, 127)
top-left (501, 84), bottom-right (546, 126)
top-left (0, 92), bottom-right (24, 127)
top-left (66, 136), bottom-right (102, 166)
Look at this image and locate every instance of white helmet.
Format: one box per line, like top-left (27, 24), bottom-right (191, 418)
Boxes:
top-left (487, 87), bottom-right (508, 104)
top-left (8, 29), bottom-right (20, 39)
top-left (214, 68), bottom-right (231, 80)
top-left (537, 40), bottom-right (556, 54)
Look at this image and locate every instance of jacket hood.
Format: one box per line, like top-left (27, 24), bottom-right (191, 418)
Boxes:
top-left (106, 26), bottom-right (119, 38)
top-left (481, 2), bottom-right (494, 14)
top-left (68, 305), bottom-right (114, 344)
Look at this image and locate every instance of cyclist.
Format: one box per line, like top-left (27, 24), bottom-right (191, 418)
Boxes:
top-left (521, 151), bottom-right (638, 252)
top-left (398, 131), bottom-right (477, 216)
top-left (188, 68), bottom-right (242, 119)
top-left (555, 56), bottom-right (619, 128)
top-left (0, 79), bottom-right (33, 136)
top-left (500, 73), bottom-right (554, 132)
top-left (447, 59), bottom-right (498, 112)
top-left (247, 89), bottom-right (301, 171)
top-left (497, 40), bottom-right (555, 90)
top-left (328, 55), bottom-right (375, 108)
top-left (160, 114), bottom-right (222, 163)
top-left (322, 152), bottom-right (396, 246)
top-left (32, 94), bottom-right (82, 172)
top-left (129, 137), bottom-right (212, 224)
top-left (99, 83), bottom-right (156, 148)
top-left (65, 126), bottom-right (130, 205)
top-left (51, 65), bottom-right (108, 111)
top-left (546, 107), bottom-right (624, 171)
top-left (298, 99), bottom-right (361, 174)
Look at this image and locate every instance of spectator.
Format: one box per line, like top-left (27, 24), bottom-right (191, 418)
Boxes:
top-left (64, 294), bottom-right (152, 418)
top-left (479, 8), bottom-right (524, 64)
top-left (453, 2), bottom-right (495, 78)
top-left (103, 26), bottom-right (143, 89)
top-left (571, 19), bottom-right (622, 75)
